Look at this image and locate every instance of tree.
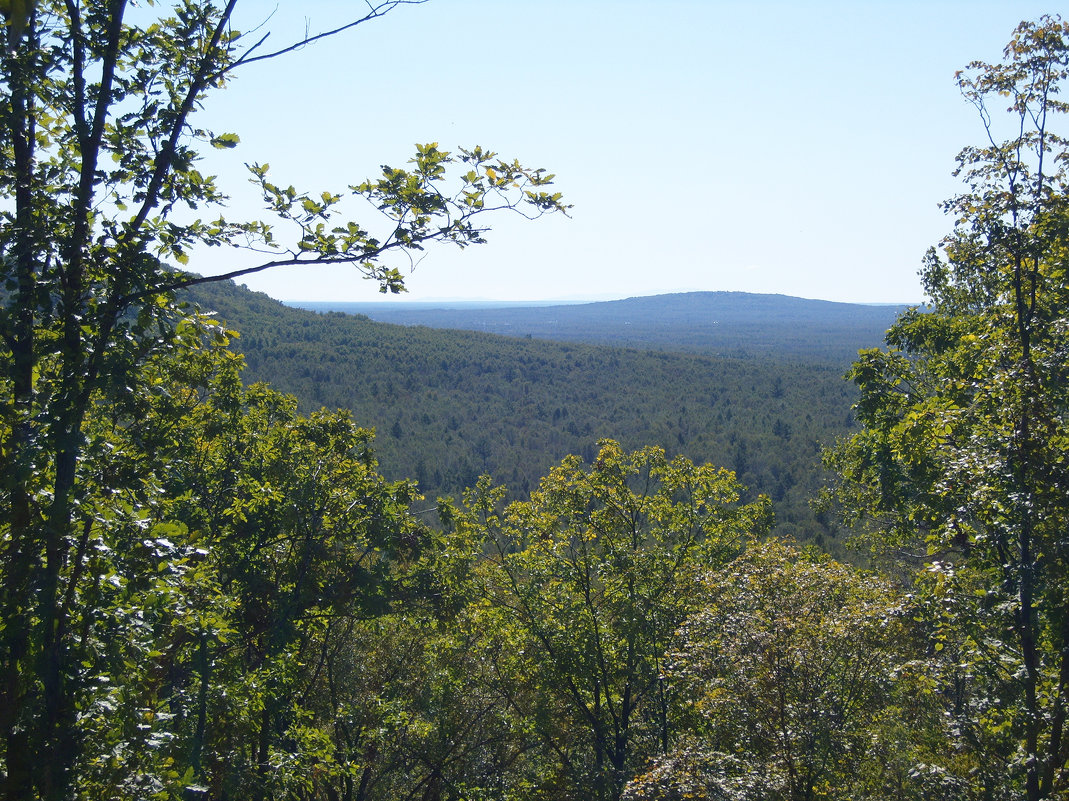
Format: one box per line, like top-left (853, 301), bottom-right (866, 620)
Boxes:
top-left (451, 441), bottom-right (772, 801)
top-left (624, 540), bottom-right (912, 801)
top-left (147, 362), bottom-right (427, 801)
top-left (825, 16), bottom-right (1069, 800)
top-left (0, 3), bottom-right (567, 799)
top-left (0, 314), bottom-right (438, 799)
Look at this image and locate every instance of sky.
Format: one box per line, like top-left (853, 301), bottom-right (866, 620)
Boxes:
top-left (189, 1), bottom-right (1058, 304)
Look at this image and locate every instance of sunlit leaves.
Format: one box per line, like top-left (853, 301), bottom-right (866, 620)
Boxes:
top-left (238, 143), bottom-right (568, 294)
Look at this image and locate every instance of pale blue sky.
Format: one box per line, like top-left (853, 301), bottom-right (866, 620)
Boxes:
top-left (191, 1), bottom-right (1057, 304)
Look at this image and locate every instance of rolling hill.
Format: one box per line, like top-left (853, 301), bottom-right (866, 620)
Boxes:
top-left (291, 291), bottom-right (912, 365)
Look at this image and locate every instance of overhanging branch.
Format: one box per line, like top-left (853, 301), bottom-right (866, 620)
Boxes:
top-left (208, 1), bottom-right (428, 82)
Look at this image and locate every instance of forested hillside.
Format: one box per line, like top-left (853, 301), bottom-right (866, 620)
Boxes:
top-left (184, 280), bottom-right (857, 547)
top-left (294, 292), bottom-right (908, 364)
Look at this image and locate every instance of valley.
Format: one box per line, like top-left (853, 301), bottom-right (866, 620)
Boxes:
top-left (184, 282), bottom-right (887, 550)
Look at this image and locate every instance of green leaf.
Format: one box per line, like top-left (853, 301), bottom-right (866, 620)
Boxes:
top-left (210, 132), bottom-right (240, 149)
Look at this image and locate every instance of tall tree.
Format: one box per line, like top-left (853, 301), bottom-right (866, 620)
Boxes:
top-left (0, 3), bottom-right (566, 799)
top-left (826, 16), bottom-right (1069, 800)
top-left (453, 441), bottom-right (772, 801)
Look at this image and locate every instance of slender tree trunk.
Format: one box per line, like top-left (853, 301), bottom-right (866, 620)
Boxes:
top-left (2, 26), bottom-right (44, 801)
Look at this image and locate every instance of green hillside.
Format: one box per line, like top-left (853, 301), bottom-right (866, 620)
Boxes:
top-left (184, 281), bottom-right (859, 548)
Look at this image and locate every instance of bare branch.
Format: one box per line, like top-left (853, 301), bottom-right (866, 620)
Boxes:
top-left (208, 1), bottom-right (428, 81)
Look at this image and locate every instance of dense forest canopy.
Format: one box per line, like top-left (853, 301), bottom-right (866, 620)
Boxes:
top-left (185, 280), bottom-right (857, 547)
top-left (1, 3), bottom-right (1068, 801)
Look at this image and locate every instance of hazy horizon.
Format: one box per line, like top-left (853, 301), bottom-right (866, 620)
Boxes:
top-left (281, 289), bottom-right (924, 309)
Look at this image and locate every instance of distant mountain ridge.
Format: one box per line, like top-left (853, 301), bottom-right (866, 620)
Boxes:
top-left (290, 291), bottom-right (912, 364)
